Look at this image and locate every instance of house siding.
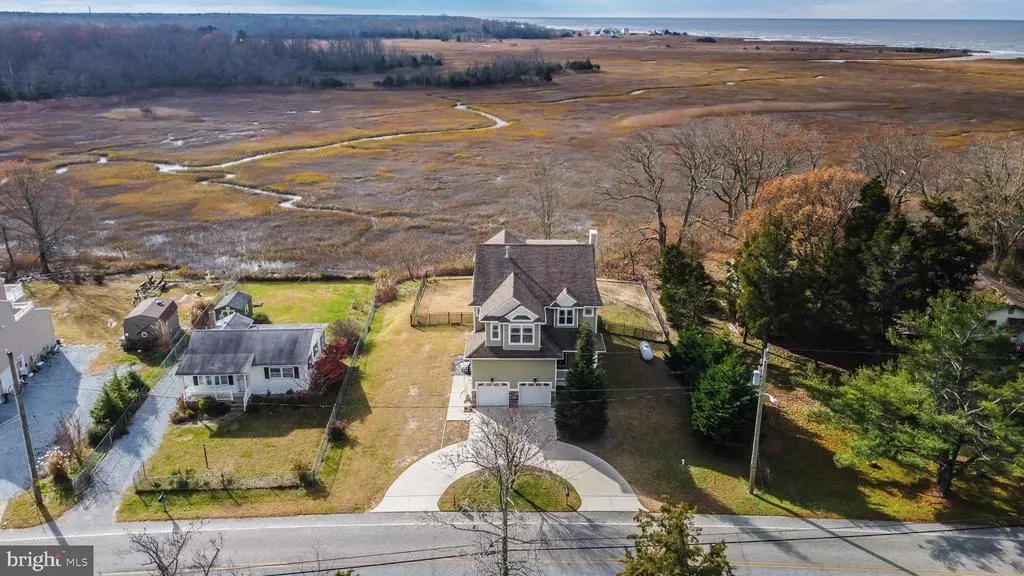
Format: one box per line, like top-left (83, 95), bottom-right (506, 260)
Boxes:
top-left (472, 358), bottom-right (557, 390)
top-left (0, 301), bottom-right (56, 394)
top-left (183, 363), bottom-right (312, 400)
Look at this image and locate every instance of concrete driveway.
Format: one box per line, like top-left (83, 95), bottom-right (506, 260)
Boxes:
top-left (0, 346), bottom-right (105, 502)
top-left (373, 409), bottom-right (641, 513)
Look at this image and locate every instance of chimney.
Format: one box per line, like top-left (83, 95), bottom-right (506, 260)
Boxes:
top-left (588, 229), bottom-right (598, 246)
top-left (505, 246), bottom-right (511, 259)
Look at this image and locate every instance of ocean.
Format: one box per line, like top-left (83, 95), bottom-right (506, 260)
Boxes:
top-left (518, 18), bottom-right (1024, 57)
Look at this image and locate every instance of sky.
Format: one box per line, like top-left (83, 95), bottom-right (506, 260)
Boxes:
top-left (3, 0), bottom-right (1023, 20)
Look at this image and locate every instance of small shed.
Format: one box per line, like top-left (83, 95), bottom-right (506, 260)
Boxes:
top-left (211, 290), bottom-right (253, 322)
top-left (123, 297), bottom-right (182, 351)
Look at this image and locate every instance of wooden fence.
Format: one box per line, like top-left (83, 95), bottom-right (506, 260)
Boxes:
top-left (410, 311), bottom-right (474, 327)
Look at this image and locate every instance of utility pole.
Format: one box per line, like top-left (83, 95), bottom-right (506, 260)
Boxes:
top-left (747, 344), bottom-right (770, 495)
top-left (8, 351), bottom-right (42, 505)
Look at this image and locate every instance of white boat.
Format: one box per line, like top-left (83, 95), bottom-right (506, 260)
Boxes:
top-left (639, 341), bottom-right (654, 362)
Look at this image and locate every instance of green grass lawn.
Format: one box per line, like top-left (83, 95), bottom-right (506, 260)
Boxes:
top-left (438, 467), bottom-right (581, 512)
top-left (237, 280), bottom-right (373, 327)
top-left (1, 478), bottom-right (76, 529)
top-left (141, 407), bottom-right (331, 478)
top-left (578, 336), bottom-right (1024, 523)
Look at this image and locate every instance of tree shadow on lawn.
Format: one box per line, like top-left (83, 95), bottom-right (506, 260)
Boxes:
top-left (208, 406), bottom-right (332, 439)
top-left (590, 339), bottom-right (891, 521)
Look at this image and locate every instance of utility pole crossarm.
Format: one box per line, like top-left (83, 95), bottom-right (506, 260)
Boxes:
top-left (747, 344), bottom-right (770, 495)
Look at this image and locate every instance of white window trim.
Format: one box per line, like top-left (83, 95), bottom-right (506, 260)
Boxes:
top-left (583, 307), bottom-right (595, 317)
top-left (507, 324), bottom-right (536, 346)
top-left (556, 308), bottom-right (576, 327)
top-left (489, 322), bottom-right (501, 340)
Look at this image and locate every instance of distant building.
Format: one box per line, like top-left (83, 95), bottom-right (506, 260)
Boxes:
top-left (974, 272), bottom-right (1024, 342)
top-left (123, 297), bottom-right (182, 351)
top-left (210, 290), bottom-right (253, 323)
top-left (0, 280), bottom-right (56, 395)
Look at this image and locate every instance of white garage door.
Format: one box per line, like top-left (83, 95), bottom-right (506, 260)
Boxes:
top-left (476, 382), bottom-right (510, 406)
top-left (519, 381), bottom-right (552, 406)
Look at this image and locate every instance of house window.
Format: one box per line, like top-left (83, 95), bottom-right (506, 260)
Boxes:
top-left (556, 308), bottom-right (576, 327)
top-left (265, 367), bottom-right (299, 379)
top-left (489, 323), bottom-right (500, 340)
top-left (583, 307), bottom-right (595, 317)
top-left (509, 325), bottom-right (535, 345)
top-left (199, 375), bottom-right (231, 386)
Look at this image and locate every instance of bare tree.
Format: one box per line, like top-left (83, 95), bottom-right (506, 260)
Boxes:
top-left (855, 126), bottom-right (942, 209)
top-left (439, 410), bottom-right (554, 576)
top-left (668, 123), bottom-right (719, 242)
top-left (54, 413), bottom-right (88, 466)
top-left (0, 161), bottom-right (79, 274)
top-left (713, 115), bottom-right (803, 225)
top-left (127, 525), bottom-right (223, 576)
top-left (953, 136), bottom-right (1024, 273)
top-left (601, 131), bottom-right (672, 249)
top-left (0, 213), bottom-right (19, 277)
top-left (522, 157), bottom-right (564, 239)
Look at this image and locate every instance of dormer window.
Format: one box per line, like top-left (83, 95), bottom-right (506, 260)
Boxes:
top-left (512, 314), bottom-right (532, 321)
top-left (509, 324), bottom-right (535, 345)
top-left (556, 308), bottom-right (576, 327)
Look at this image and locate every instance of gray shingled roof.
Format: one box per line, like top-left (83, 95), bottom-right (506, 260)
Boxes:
top-left (179, 328), bottom-right (316, 369)
top-left (215, 290), bottom-right (252, 311)
top-left (216, 313), bottom-right (254, 330)
top-left (176, 353), bottom-right (254, 376)
top-left (465, 331), bottom-right (564, 359)
top-left (126, 297), bottom-right (178, 321)
top-left (471, 233), bottom-right (601, 317)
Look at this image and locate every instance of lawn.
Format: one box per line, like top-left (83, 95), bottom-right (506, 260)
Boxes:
top-left (438, 467), bottom-right (581, 512)
top-left (578, 336), bottom-right (1024, 523)
top-left (596, 279), bottom-right (661, 331)
top-left (417, 277), bottom-right (473, 314)
top-left (236, 280), bottom-right (373, 327)
top-left (0, 478), bottom-right (75, 529)
top-left (118, 281), bottom-right (467, 520)
top-left (23, 274), bottom-right (216, 375)
top-left (139, 408), bottom-right (332, 478)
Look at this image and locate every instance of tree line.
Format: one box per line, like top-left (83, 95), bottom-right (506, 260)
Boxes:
top-left (0, 25), bottom-right (443, 100)
top-left (375, 55), bottom-right (567, 88)
top-left (0, 13), bottom-right (561, 41)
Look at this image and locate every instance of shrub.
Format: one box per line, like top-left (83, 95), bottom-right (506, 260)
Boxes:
top-left (251, 311), bottom-right (271, 324)
top-left (87, 423), bottom-right (111, 448)
top-left (691, 351), bottom-right (758, 448)
top-left (327, 422), bottom-right (348, 445)
top-left (373, 269), bottom-right (397, 304)
top-left (44, 448), bottom-right (72, 485)
top-left (309, 342), bottom-right (351, 395)
top-left (328, 317), bottom-right (363, 347)
top-left (197, 397), bottom-right (230, 418)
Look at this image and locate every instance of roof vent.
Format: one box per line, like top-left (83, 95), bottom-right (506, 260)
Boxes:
top-left (505, 246), bottom-right (511, 259)
top-left (155, 300), bottom-right (165, 306)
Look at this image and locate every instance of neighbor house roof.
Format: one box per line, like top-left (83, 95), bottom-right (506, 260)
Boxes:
top-left (471, 230), bottom-right (602, 318)
top-left (126, 297), bottom-right (178, 321)
top-left (215, 312), bottom-right (254, 330)
top-left (175, 327), bottom-right (320, 377)
top-left (176, 353), bottom-right (254, 376)
top-left (974, 271), bottom-right (1024, 308)
top-left (214, 290), bottom-right (252, 311)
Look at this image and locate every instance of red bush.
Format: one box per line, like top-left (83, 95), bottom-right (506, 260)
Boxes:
top-left (309, 342), bottom-right (350, 395)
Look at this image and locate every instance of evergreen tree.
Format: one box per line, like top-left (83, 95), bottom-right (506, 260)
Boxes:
top-left (555, 321), bottom-right (608, 440)
top-left (658, 243), bottom-right (715, 329)
top-left (735, 215), bottom-right (803, 342)
top-left (690, 350), bottom-right (757, 447)
top-left (912, 196), bottom-right (986, 300)
top-left (666, 326), bottom-right (733, 387)
top-left (620, 503), bottom-right (734, 576)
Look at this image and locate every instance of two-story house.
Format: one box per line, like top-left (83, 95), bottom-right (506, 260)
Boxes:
top-left (465, 230), bottom-right (605, 407)
top-left (0, 280), bottom-right (57, 395)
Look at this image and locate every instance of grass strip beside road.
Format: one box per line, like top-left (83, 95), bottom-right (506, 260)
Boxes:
top-left (438, 467), bottom-right (581, 512)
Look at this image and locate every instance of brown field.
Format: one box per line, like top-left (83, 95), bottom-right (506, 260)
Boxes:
top-left (2, 35), bottom-right (1023, 274)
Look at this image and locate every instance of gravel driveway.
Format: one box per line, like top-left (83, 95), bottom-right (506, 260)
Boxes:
top-left (0, 345), bottom-right (106, 502)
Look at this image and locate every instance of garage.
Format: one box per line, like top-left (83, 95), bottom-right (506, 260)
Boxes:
top-left (476, 381), bottom-right (510, 406)
top-left (518, 381), bottom-right (552, 406)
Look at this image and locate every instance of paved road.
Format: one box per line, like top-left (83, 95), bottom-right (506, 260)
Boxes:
top-left (2, 512), bottom-right (1021, 575)
top-left (0, 346), bottom-right (105, 502)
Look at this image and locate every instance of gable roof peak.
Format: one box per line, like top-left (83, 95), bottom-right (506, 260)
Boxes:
top-left (484, 229), bottom-right (523, 245)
